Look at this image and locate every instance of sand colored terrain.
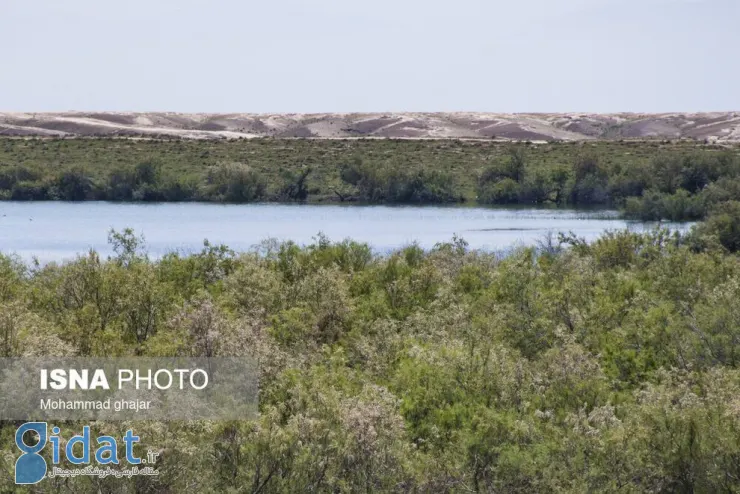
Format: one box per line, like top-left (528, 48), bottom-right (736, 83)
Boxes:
top-left (1, 112), bottom-right (740, 141)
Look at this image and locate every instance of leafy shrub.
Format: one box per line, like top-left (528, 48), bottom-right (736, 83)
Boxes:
top-left (203, 163), bottom-right (267, 203)
top-left (277, 167), bottom-right (312, 201)
top-left (478, 178), bottom-right (520, 204)
top-left (106, 162), bottom-right (167, 201)
top-left (341, 160), bottom-right (461, 204)
top-left (10, 181), bottom-right (48, 200)
top-left (0, 166), bottom-right (42, 190)
top-left (518, 168), bottom-right (552, 204)
top-left (624, 189), bottom-right (705, 221)
top-left (696, 200), bottom-right (740, 252)
top-left (50, 168), bottom-right (96, 201)
top-left (106, 167), bottom-right (137, 200)
top-left (700, 177), bottom-right (740, 206)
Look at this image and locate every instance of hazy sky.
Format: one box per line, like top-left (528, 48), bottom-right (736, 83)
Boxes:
top-left (1, 0), bottom-right (737, 112)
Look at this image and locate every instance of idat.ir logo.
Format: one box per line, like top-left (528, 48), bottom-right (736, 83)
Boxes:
top-left (15, 423), bottom-right (48, 484)
top-left (15, 422), bottom-right (151, 484)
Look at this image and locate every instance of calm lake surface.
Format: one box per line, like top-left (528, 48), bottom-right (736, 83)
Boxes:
top-left (0, 202), bottom-right (691, 263)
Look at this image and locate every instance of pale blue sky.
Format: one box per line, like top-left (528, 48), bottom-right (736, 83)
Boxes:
top-left (1, 0), bottom-right (737, 112)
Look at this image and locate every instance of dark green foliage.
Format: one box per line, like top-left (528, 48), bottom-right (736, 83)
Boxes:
top-left (651, 153), bottom-right (685, 193)
top-left (478, 177), bottom-right (521, 204)
top-left (480, 146), bottom-right (527, 184)
top-left (624, 189), bottom-right (706, 221)
top-left (695, 200), bottom-right (740, 252)
top-left (203, 163), bottom-right (267, 203)
top-left (106, 161), bottom-right (170, 201)
top-left (277, 166), bottom-right (312, 201)
top-left (568, 155), bottom-right (610, 205)
top-left (10, 180), bottom-right (48, 200)
top-left (51, 168), bottom-right (96, 200)
top-left (0, 165), bottom-right (42, 190)
top-left (340, 158), bottom-right (461, 203)
top-left (0, 138), bottom-right (739, 216)
top-left (106, 167), bottom-right (138, 200)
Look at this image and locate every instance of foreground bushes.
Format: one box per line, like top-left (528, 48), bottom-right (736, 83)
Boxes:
top-left (1, 220), bottom-right (740, 492)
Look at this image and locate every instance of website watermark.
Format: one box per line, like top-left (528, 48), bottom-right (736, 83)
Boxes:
top-left (48, 465), bottom-right (159, 479)
top-left (4, 357), bottom-right (259, 484)
top-left (15, 422), bottom-right (160, 485)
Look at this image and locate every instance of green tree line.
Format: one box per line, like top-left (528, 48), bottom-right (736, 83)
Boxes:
top-left (0, 161), bottom-right (312, 203)
top-left (1, 138), bottom-right (739, 220)
top-left (475, 146), bottom-right (740, 221)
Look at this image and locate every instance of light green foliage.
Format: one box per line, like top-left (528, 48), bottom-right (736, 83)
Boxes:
top-left (1, 225), bottom-right (740, 492)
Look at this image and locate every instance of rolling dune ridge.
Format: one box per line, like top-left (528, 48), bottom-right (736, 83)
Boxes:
top-left (2, 112), bottom-right (740, 141)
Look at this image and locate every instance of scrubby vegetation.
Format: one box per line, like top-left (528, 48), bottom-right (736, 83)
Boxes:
top-left (1, 212), bottom-right (740, 492)
top-left (1, 138), bottom-right (738, 219)
top-left (339, 158), bottom-right (462, 203)
top-left (475, 145), bottom-right (740, 221)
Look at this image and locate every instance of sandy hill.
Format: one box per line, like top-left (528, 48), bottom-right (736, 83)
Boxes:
top-left (1, 112), bottom-right (740, 141)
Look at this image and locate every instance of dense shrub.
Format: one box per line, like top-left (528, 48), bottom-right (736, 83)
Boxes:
top-left (277, 167), bottom-right (312, 201)
top-left (106, 167), bottom-right (137, 200)
top-left (477, 177), bottom-right (520, 204)
top-left (480, 147), bottom-right (526, 183)
top-left (568, 155), bottom-right (610, 205)
top-left (1, 139), bottom-right (739, 217)
top-left (159, 178), bottom-right (198, 201)
top-left (106, 161), bottom-right (168, 201)
top-left (340, 160), bottom-right (461, 203)
top-left (0, 165), bottom-right (42, 190)
top-left (10, 180), bottom-right (48, 200)
top-left (203, 163), bottom-right (267, 202)
top-left (517, 167), bottom-right (553, 204)
top-left (50, 168), bottom-right (97, 200)
top-left (624, 189), bottom-right (706, 221)
top-left (1, 227), bottom-right (739, 491)
top-left (701, 176), bottom-right (740, 205)
top-left (695, 200), bottom-right (740, 252)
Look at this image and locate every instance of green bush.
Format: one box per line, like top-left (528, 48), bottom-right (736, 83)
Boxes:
top-left (277, 167), bottom-right (312, 201)
top-left (51, 168), bottom-right (96, 201)
top-left (10, 180), bottom-right (48, 200)
top-left (106, 167), bottom-right (137, 200)
top-left (394, 170), bottom-right (460, 203)
top-left (518, 168), bottom-right (552, 204)
top-left (203, 163), bottom-right (267, 202)
top-left (696, 200), bottom-right (740, 252)
top-left (478, 178), bottom-right (520, 204)
top-left (624, 189), bottom-right (705, 221)
top-left (340, 160), bottom-right (461, 204)
top-left (0, 165), bottom-right (42, 190)
top-left (700, 177), bottom-right (740, 206)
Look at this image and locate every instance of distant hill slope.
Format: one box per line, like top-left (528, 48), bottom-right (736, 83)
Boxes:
top-left (1, 112), bottom-right (740, 141)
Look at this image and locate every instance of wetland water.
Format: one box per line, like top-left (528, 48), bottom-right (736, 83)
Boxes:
top-left (0, 202), bottom-right (691, 263)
